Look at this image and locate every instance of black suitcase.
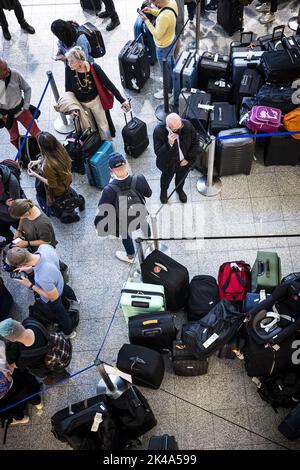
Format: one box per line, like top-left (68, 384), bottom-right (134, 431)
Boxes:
top-left (278, 404), bottom-right (300, 440)
top-left (210, 102), bottom-right (237, 136)
top-left (238, 68), bottom-right (264, 103)
top-left (187, 275), bottom-right (219, 322)
top-left (230, 31), bottom-right (262, 58)
top-left (260, 48), bottom-right (300, 83)
top-left (255, 84), bottom-right (296, 114)
top-left (258, 25), bottom-right (286, 52)
top-left (198, 52), bottom-right (230, 90)
top-left (231, 51), bottom-right (264, 103)
top-left (264, 135), bottom-right (300, 166)
top-left (141, 250), bottom-right (190, 311)
top-left (148, 434), bottom-right (179, 450)
top-left (217, 0), bottom-right (243, 37)
top-left (172, 341), bottom-right (209, 376)
top-left (282, 35), bottom-right (300, 52)
top-left (215, 127), bottom-right (254, 176)
top-left (118, 37), bottom-right (150, 92)
top-left (281, 272), bottom-right (300, 284)
top-left (207, 79), bottom-right (232, 102)
top-left (128, 312), bottom-right (177, 352)
top-left (183, 89), bottom-right (212, 132)
top-left (122, 110), bottom-right (149, 158)
top-left (117, 344), bottom-right (165, 389)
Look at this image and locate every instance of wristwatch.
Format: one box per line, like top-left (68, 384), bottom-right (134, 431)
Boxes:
top-left (29, 283), bottom-right (34, 290)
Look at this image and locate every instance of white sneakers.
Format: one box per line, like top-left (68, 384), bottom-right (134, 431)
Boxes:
top-left (154, 89), bottom-right (173, 100)
top-left (68, 330), bottom-right (77, 340)
top-left (11, 415), bottom-right (30, 425)
top-left (259, 12), bottom-right (275, 23)
top-left (115, 251), bottom-right (135, 264)
top-left (255, 2), bottom-right (270, 12)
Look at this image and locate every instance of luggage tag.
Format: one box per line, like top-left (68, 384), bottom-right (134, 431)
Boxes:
top-left (203, 332), bottom-right (219, 349)
top-left (91, 412), bottom-right (103, 432)
top-left (213, 54), bottom-right (219, 63)
top-left (104, 364), bottom-right (132, 384)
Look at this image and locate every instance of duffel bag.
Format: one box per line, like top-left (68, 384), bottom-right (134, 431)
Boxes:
top-left (255, 84), bottom-right (297, 114)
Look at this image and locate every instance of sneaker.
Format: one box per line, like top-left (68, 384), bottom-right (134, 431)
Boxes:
top-left (255, 2), bottom-right (270, 12)
top-left (67, 330), bottom-right (77, 340)
top-left (259, 12), bottom-right (275, 24)
top-left (115, 251), bottom-right (135, 264)
top-left (2, 27), bottom-right (11, 40)
top-left (106, 19), bottom-right (120, 31)
top-left (98, 11), bottom-right (110, 18)
top-left (20, 21), bottom-right (35, 34)
top-left (35, 403), bottom-right (44, 416)
top-left (68, 299), bottom-right (81, 310)
top-left (11, 415), bottom-right (30, 425)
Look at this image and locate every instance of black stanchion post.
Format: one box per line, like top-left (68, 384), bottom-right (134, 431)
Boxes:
top-left (46, 71), bottom-right (74, 134)
top-left (155, 58), bottom-right (175, 122)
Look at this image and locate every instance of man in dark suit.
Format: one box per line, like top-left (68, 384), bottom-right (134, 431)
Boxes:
top-left (153, 113), bottom-right (198, 203)
top-left (0, 1), bottom-right (35, 40)
top-left (98, 0), bottom-right (120, 31)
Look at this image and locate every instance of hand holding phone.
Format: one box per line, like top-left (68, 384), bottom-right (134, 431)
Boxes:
top-left (137, 7), bottom-right (147, 19)
top-left (12, 238), bottom-right (23, 245)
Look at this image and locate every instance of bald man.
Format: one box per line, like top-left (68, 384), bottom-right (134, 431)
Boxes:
top-left (153, 113), bottom-right (198, 203)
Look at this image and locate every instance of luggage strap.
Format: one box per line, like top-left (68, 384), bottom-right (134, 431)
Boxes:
top-left (222, 267), bottom-right (247, 292)
top-left (158, 7), bottom-right (178, 19)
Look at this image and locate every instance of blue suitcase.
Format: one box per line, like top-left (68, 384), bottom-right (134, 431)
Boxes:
top-left (134, 16), bottom-right (156, 65)
top-left (85, 141), bottom-right (114, 189)
top-left (243, 290), bottom-right (271, 313)
top-left (173, 50), bottom-right (200, 107)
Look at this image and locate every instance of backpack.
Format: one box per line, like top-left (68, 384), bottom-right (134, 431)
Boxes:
top-left (283, 108), bottom-right (300, 140)
top-left (187, 275), bottom-right (220, 321)
top-left (255, 367), bottom-right (300, 412)
top-left (22, 319), bottom-right (72, 370)
top-left (0, 159), bottom-right (21, 183)
top-left (78, 22), bottom-right (106, 58)
top-left (17, 136), bottom-right (41, 169)
top-left (218, 260), bottom-right (251, 302)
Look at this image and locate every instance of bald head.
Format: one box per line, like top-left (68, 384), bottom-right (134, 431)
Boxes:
top-left (0, 59), bottom-right (9, 80)
top-left (166, 113), bottom-right (182, 132)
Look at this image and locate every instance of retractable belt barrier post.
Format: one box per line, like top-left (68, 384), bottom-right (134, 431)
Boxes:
top-left (46, 71), bottom-right (74, 134)
top-left (197, 136), bottom-right (222, 196)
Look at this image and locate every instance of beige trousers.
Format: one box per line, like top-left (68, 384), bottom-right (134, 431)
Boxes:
top-left (81, 95), bottom-right (111, 141)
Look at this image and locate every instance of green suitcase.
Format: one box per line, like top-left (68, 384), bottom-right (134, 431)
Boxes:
top-left (120, 282), bottom-right (166, 322)
top-left (251, 251), bottom-right (281, 293)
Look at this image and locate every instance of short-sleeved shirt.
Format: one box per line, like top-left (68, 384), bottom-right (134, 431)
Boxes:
top-left (19, 213), bottom-right (57, 250)
top-left (33, 245), bottom-right (64, 303)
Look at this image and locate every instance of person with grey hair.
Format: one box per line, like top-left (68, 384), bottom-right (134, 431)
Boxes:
top-left (153, 113), bottom-right (198, 203)
top-left (65, 46), bottom-right (130, 140)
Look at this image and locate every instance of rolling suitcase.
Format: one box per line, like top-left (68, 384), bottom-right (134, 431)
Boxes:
top-left (148, 434), bottom-right (179, 450)
top-left (251, 251), bottom-right (281, 293)
top-left (172, 341), bottom-right (208, 376)
top-left (122, 110), bottom-right (149, 158)
top-left (215, 128), bottom-right (254, 176)
top-left (217, 0), bottom-right (243, 37)
top-left (120, 282), bottom-right (165, 322)
top-left (118, 36), bottom-right (150, 92)
top-left (242, 290), bottom-right (271, 313)
top-left (173, 50), bottom-right (200, 106)
top-left (210, 102), bottom-right (237, 136)
top-left (117, 344), bottom-right (165, 390)
top-left (231, 50), bottom-right (264, 102)
top-left (134, 16), bottom-right (156, 65)
top-left (264, 135), bottom-right (300, 166)
top-left (282, 35), bottom-right (300, 52)
top-left (207, 79), bottom-right (232, 103)
top-left (198, 52), bottom-right (230, 90)
top-left (258, 25), bottom-right (286, 52)
top-left (141, 250), bottom-right (189, 311)
top-left (128, 312), bottom-right (177, 352)
top-left (238, 68), bottom-right (264, 104)
top-left (85, 140), bottom-right (113, 189)
top-left (260, 48), bottom-right (300, 83)
top-left (230, 31), bottom-right (262, 58)
top-left (183, 89), bottom-right (212, 132)
top-left (278, 404), bottom-right (300, 440)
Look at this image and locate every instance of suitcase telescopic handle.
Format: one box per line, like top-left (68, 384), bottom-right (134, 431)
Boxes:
top-left (142, 327), bottom-right (162, 336)
top-left (123, 98), bottom-right (133, 125)
top-left (240, 31), bottom-right (254, 45)
top-left (257, 260), bottom-right (270, 277)
top-left (272, 25), bottom-right (285, 42)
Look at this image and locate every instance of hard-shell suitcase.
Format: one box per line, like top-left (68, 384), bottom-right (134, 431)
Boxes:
top-left (141, 250), bottom-right (190, 311)
top-left (251, 251), bottom-right (281, 293)
top-left (210, 102), bottom-right (237, 136)
top-left (128, 311), bottom-right (177, 352)
top-left (119, 37), bottom-right (150, 92)
top-left (120, 282), bottom-right (165, 322)
top-left (198, 52), bottom-right (230, 90)
top-left (217, 0), bottom-right (244, 37)
top-left (231, 50), bottom-right (264, 102)
top-left (183, 89), bottom-right (212, 132)
top-left (134, 16), bottom-right (156, 65)
top-left (207, 79), bottom-right (232, 103)
top-left (258, 25), bottom-right (286, 52)
top-left (85, 140), bottom-right (113, 188)
top-left (116, 344), bottom-right (165, 389)
top-left (230, 31), bottom-right (262, 58)
top-left (173, 50), bottom-right (200, 106)
top-left (238, 68), bottom-right (264, 104)
top-left (242, 290), bottom-right (271, 313)
top-left (264, 135), bottom-right (300, 166)
top-left (122, 110), bottom-right (149, 159)
top-left (260, 48), bottom-right (300, 83)
top-left (215, 128), bottom-right (254, 176)
top-left (172, 341), bottom-right (209, 376)
top-left (278, 404), bottom-right (300, 440)
top-left (148, 434), bottom-right (179, 450)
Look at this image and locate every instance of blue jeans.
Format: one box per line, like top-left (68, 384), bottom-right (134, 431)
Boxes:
top-left (156, 40), bottom-right (176, 93)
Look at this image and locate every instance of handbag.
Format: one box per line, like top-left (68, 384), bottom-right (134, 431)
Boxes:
top-left (53, 187), bottom-right (83, 211)
top-left (90, 63), bottom-right (114, 111)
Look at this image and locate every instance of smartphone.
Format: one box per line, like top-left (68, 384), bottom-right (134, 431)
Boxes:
top-left (10, 271), bottom-right (25, 280)
top-left (137, 8), bottom-right (143, 15)
top-left (12, 237), bottom-right (22, 244)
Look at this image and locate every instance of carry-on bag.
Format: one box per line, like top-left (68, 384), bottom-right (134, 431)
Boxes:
top-left (120, 282), bottom-right (165, 322)
top-left (172, 341), bottom-right (209, 376)
top-left (255, 84), bottom-right (297, 114)
top-left (230, 31), bottom-right (261, 58)
top-left (122, 110), bottom-right (149, 158)
top-left (242, 290), bottom-right (271, 313)
top-left (207, 79), bottom-right (232, 102)
top-left (283, 108), bottom-right (300, 140)
top-left (209, 102), bottom-right (237, 136)
top-left (258, 25), bottom-right (286, 52)
top-left (78, 22), bottom-right (106, 58)
top-left (282, 35), bottom-right (300, 52)
top-left (64, 123), bottom-right (102, 175)
top-left (134, 16), bottom-right (156, 65)
top-left (183, 89), bottom-right (212, 132)
top-left (218, 260), bottom-right (251, 302)
top-left (245, 105), bottom-right (282, 133)
top-left (198, 52), bottom-right (230, 90)
top-left (217, 0), bottom-right (244, 36)
top-left (251, 251), bottom-right (281, 293)
top-left (256, 367), bottom-right (300, 411)
top-left (263, 134), bottom-right (300, 166)
top-left (148, 434), bottom-right (179, 450)
top-left (117, 344), bottom-right (165, 389)
top-left (128, 311), bottom-right (177, 352)
top-left (231, 50), bottom-right (264, 99)
top-left (215, 128), bottom-right (254, 176)
top-left (118, 36), bottom-right (150, 92)
top-left (238, 68), bottom-right (264, 104)
top-left (84, 140), bottom-right (114, 189)
top-left (173, 50), bottom-right (200, 106)
top-left (278, 404), bottom-right (300, 440)
top-left (187, 275), bottom-right (219, 321)
top-left (260, 48), bottom-right (300, 83)
top-left (141, 250), bottom-right (189, 311)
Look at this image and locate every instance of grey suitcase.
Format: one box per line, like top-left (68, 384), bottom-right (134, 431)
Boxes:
top-left (173, 50), bottom-right (200, 107)
top-left (231, 50), bottom-right (264, 103)
top-left (215, 128), bottom-right (254, 176)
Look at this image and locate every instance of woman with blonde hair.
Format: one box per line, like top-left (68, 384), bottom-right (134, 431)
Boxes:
top-left (27, 132), bottom-right (85, 223)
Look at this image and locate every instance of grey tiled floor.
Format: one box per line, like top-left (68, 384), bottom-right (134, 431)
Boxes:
top-left (1, 0), bottom-right (300, 450)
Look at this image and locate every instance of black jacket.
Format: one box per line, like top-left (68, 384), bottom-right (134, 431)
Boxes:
top-left (153, 119), bottom-right (198, 173)
top-left (0, 164), bottom-right (21, 203)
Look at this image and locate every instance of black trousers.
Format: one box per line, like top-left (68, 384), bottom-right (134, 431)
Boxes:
top-left (102, 0), bottom-right (118, 21)
top-left (160, 164), bottom-right (190, 192)
top-left (0, 0), bottom-right (25, 28)
top-left (40, 284), bottom-right (78, 336)
top-left (186, 2), bottom-right (197, 20)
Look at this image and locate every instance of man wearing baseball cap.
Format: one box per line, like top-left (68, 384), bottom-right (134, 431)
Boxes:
top-left (94, 152), bottom-right (152, 264)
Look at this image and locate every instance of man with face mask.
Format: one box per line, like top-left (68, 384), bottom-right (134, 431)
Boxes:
top-left (153, 113), bottom-right (198, 203)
